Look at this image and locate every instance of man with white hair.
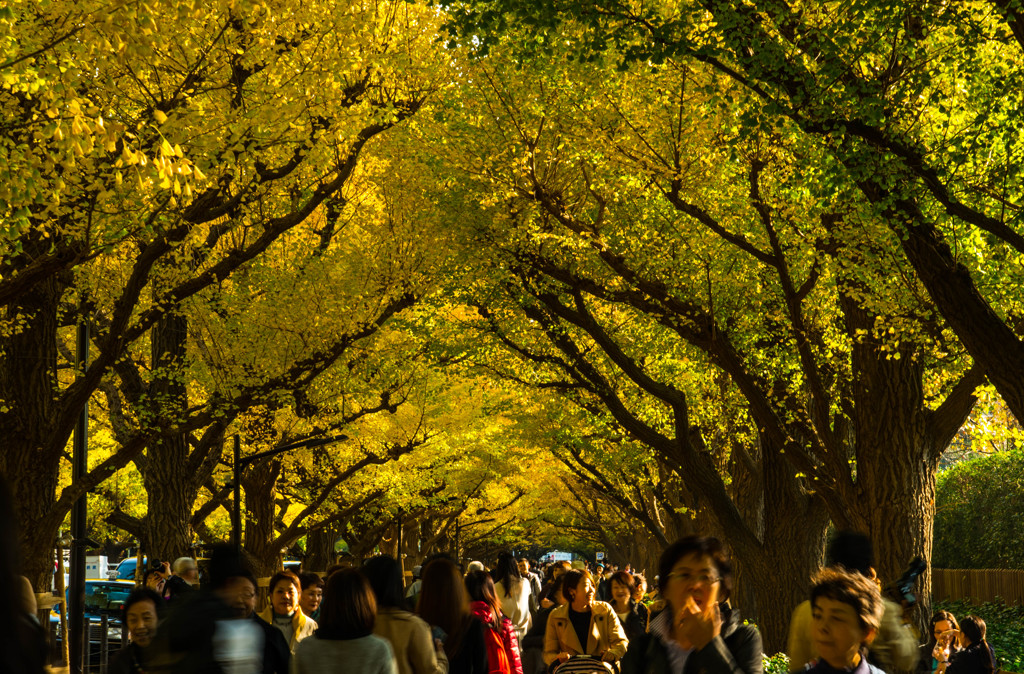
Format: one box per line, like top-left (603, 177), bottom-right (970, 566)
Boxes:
top-left (165, 556), bottom-right (199, 602)
top-left (172, 557), bottom-right (200, 585)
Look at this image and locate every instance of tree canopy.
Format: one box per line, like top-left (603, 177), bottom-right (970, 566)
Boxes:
top-left (2, 0), bottom-right (1022, 652)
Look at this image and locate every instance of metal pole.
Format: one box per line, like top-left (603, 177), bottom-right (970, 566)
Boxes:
top-left (100, 613), bottom-right (109, 671)
top-left (232, 435), bottom-right (241, 552)
top-left (396, 508), bottom-right (406, 587)
top-left (69, 320), bottom-right (89, 674)
top-left (57, 544), bottom-right (69, 668)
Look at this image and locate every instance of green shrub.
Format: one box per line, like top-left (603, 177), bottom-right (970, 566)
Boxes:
top-left (933, 448), bottom-right (1024, 570)
top-left (934, 600), bottom-right (1024, 672)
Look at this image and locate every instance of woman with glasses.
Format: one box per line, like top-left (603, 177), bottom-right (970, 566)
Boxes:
top-left (620, 536), bottom-right (762, 674)
top-left (542, 569), bottom-right (629, 671)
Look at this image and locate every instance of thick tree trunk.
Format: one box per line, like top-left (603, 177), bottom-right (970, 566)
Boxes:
top-left (735, 449), bottom-right (829, 655)
top-left (306, 525), bottom-right (339, 572)
top-left (839, 295), bottom-right (976, 632)
top-left (142, 312), bottom-right (194, 562)
top-left (242, 460), bottom-right (283, 577)
top-left (0, 273), bottom-right (64, 590)
top-left (842, 315), bottom-right (939, 630)
top-left (141, 452), bottom-right (194, 563)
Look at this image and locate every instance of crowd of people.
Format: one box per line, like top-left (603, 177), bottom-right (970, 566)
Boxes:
top-left (0, 469), bottom-right (1004, 674)
top-left (90, 532), bottom-right (1006, 674)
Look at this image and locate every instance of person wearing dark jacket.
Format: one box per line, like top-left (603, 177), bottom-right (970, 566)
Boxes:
top-left (609, 571), bottom-right (650, 644)
top-left (521, 576), bottom-right (566, 674)
top-left (0, 478), bottom-right (48, 674)
top-left (947, 616), bottom-right (997, 674)
top-left (621, 536), bottom-right (762, 674)
top-left (161, 544), bottom-right (283, 674)
top-left (418, 558), bottom-right (488, 674)
top-left (110, 588), bottom-right (164, 674)
top-left (231, 570), bottom-right (290, 674)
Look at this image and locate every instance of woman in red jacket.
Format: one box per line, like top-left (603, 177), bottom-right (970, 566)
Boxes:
top-left (465, 570), bottom-right (525, 674)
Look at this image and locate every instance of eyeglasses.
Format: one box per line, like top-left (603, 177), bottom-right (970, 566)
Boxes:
top-left (666, 571), bottom-right (720, 586)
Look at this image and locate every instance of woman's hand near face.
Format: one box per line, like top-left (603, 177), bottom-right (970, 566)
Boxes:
top-left (675, 597), bottom-right (722, 650)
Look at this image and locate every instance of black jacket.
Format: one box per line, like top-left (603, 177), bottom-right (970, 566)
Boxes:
top-left (614, 601), bottom-right (650, 644)
top-left (449, 617), bottom-right (489, 674)
top-left (250, 613), bottom-right (291, 674)
top-left (620, 604), bottom-right (762, 674)
top-left (947, 641), bottom-right (996, 674)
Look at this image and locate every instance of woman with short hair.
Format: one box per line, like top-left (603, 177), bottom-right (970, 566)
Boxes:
top-left (260, 570), bottom-right (318, 653)
top-left (620, 536), bottom-right (761, 674)
top-left (542, 569), bottom-right (628, 671)
top-left (609, 571), bottom-right (650, 643)
top-left (298, 572), bottom-right (325, 622)
top-left (291, 568), bottom-right (398, 674)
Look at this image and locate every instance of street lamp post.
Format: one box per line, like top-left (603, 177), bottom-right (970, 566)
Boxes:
top-left (231, 434), bottom-right (348, 553)
top-left (56, 532), bottom-right (72, 668)
top-left (69, 320), bottom-right (89, 674)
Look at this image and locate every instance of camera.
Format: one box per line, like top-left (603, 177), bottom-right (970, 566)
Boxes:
top-left (888, 556), bottom-right (927, 606)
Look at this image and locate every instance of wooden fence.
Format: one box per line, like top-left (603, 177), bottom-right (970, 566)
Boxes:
top-left (932, 568), bottom-right (1024, 605)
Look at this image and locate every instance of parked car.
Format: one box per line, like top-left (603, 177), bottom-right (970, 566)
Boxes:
top-left (52, 579), bottom-right (134, 666)
top-left (112, 557), bottom-right (147, 581)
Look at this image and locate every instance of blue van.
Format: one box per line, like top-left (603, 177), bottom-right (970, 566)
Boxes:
top-left (113, 557), bottom-right (146, 581)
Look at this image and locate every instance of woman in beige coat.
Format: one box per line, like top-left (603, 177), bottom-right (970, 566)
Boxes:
top-left (543, 570), bottom-right (628, 669)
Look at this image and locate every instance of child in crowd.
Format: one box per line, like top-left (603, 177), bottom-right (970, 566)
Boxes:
top-left (805, 567), bottom-right (886, 674)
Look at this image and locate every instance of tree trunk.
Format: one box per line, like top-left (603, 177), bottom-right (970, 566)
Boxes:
top-left (734, 446), bottom-right (829, 655)
top-left (242, 460), bottom-right (283, 577)
top-left (141, 451), bottom-right (194, 563)
top-left (840, 295), bottom-right (976, 632)
top-left (0, 272), bottom-right (64, 590)
top-left (306, 525), bottom-right (339, 572)
top-left (141, 312), bottom-right (194, 562)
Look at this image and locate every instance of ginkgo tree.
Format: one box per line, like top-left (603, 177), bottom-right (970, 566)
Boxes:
top-left (0, 0), bottom-right (448, 588)
top-left (417, 32), bottom-right (982, 645)
top-left (437, 0), bottom-right (1024, 435)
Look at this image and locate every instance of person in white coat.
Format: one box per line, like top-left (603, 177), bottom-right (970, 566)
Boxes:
top-left (493, 552), bottom-right (532, 650)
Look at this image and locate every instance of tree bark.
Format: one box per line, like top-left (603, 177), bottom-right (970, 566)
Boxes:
top-left (838, 296), bottom-right (977, 630)
top-left (0, 270), bottom-right (64, 590)
top-left (306, 525), bottom-right (339, 572)
top-left (140, 312), bottom-right (194, 562)
top-left (730, 441), bottom-right (829, 654)
top-left (242, 460), bottom-right (283, 577)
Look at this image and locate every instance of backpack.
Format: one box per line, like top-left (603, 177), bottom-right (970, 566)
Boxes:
top-left (482, 620), bottom-right (513, 674)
